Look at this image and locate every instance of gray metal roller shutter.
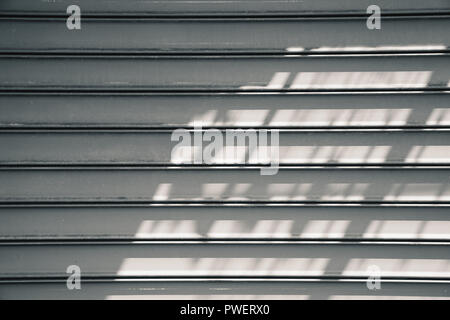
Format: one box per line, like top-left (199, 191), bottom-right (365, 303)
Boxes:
top-left (0, 0), bottom-right (449, 299)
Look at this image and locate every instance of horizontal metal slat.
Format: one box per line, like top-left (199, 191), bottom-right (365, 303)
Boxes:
top-left (1, 0), bottom-right (449, 16)
top-left (1, 55), bottom-right (449, 91)
top-left (1, 280), bottom-right (449, 300)
top-left (1, 18), bottom-right (449, 54)
top-left (1, 243), bottom-right (449, 279)
top-left (0, 206), bottom-right (448, 241)
top-left (1, 93), bottom-right (448, 128)
top-left (0, 168), bottom-right (448, 203)
top-left (0, 131), bottom-right (449, 165)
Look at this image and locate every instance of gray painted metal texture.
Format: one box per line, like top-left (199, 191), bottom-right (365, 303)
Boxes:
top-left (0, 0), bottom-right (449, 299)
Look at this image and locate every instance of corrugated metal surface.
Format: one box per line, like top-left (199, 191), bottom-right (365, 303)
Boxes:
top-left (0, 0), bottom-right (449, 299)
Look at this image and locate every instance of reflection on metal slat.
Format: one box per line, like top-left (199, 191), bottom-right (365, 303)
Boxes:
top-left (1, 206), bottom-right (449, 241)
top-left (1, 18), bottom-right (450, 53)
top-left (1, 0), bottom-right (449, 16)
top-left (1, 280), bottom-right (449, 300)
top-left (0, 131), bottom-right (449, 165)
top-left (0, 168), bottom-right (448, 203)
top-left (1, 93), bottom-right (449, 128)
top-left (1, 55), bottom-right (449, 91)
top-left (0, 243), bottom-right (449, 279)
